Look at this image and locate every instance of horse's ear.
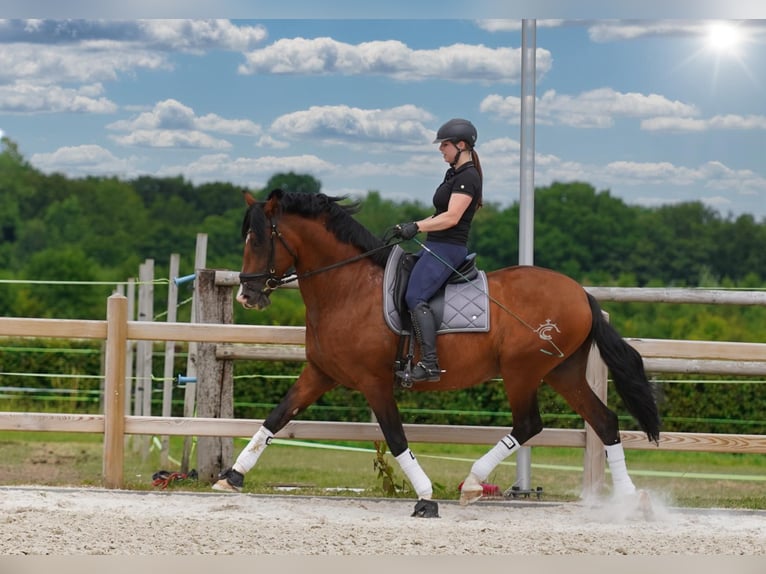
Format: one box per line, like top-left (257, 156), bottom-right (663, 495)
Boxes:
top-left (264, 188), bottom-right (284, 217)
top-left (243, 191), bottom-right (257, 206)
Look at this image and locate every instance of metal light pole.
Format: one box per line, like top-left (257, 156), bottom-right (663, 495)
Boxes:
top-left (515, 18), bottom-right (537, 492)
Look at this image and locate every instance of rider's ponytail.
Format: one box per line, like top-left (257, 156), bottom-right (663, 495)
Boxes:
top-left (471, 149), bottom-right (483, 209)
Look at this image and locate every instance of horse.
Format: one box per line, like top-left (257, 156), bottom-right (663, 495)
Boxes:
top-left (212, 189), bottom-right (661, 518)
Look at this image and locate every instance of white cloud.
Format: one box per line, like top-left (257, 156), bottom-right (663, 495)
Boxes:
top-left (0, 19), bottom-right (267, 52)
top-left (0, 43), bottom-right (170, 85)
top-left (559, 159), bottom-right (766, 201)
top-left (481, 88), bottom-right (698, 128)
top-left (641, 114), bottom-right (766, 131)
top-left (0, 81), bottom-right (117, 113)
top-left (0, 19), bottom-right (267, 113)
top-left (270, 104), bottom-right (435, 147)
top-left (603, 160), bottom-right (701, 186)
top-left (587, 20), bottom-right (766, 43)
top-left (30, 144), bottom-right (137, 176)
top-left (136, 20), bottom-right (267, 52)
top-left (256, 135), bottom-right (290, 149)
top-left (588, 20), bottom-right (703, 42)
top-left (107, 99), bottom-right (261, 149)
top-left (196, 114), bottom-right (262, 136)
top-left (239, 36), bottom-right (552, 83)
top-left (108, 99), bottom-right (198, 131)
top-left (111, 129), bottom-right (232, 149)
top-left (157, 153), bottom-right (336, 183)
top-left (480, 136), bottom-right (521, 154)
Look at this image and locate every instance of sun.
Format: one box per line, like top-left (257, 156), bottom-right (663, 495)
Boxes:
top-left (705, 21), bottom-right (744, 56)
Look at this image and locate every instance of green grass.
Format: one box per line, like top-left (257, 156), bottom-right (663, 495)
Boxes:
top-left (1, 431), bottom-right (764, 509)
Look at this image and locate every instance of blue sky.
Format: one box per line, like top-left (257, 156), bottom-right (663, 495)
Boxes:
top-left (1, 17), bottom-right (765, 220)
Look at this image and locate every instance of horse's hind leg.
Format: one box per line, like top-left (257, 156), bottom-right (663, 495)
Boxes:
top-left (544, 348), bottom-right (637, 498)
top-left (212, 363), bottom-right (334, 492)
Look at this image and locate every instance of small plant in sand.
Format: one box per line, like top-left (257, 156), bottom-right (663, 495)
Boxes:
top-left (373, 441), bottom-right (409, 496)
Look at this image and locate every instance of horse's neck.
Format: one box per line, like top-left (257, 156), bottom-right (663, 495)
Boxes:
top-left (287, 217), bottom-right (384, 312)
top-left (297, 257), bottom-right (383, 316)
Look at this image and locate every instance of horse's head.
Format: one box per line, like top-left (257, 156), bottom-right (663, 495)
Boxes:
top-left (237, 189), bottom-right (297, 310)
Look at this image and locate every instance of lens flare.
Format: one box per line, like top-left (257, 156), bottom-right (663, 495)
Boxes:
top-left (706, 22), bottom-right (743, 56)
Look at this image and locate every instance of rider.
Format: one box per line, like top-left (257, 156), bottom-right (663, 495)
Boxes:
top-left (393, 118), bottom-right (483, 383)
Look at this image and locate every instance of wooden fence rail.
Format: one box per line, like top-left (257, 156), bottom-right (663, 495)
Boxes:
top-left (1, 292), bottom-right (765, 491)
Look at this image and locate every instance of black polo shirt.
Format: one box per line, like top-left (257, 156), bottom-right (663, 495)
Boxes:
top-left (426, 162), bottom-right (481, 246)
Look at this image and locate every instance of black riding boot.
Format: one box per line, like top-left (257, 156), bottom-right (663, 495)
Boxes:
top-left (409, 302), bottom-right (441, 382)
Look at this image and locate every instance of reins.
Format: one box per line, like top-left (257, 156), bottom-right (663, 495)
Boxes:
top-left (239, 218), bottom-right (403, 289)
top-left (285, 241), bottom-right (399, 285)
top-left (240, 218), bottom-right (541, 339)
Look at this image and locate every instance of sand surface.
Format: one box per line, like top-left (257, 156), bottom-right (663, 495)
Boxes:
top-left (1, 486), bottom-right (765, 556)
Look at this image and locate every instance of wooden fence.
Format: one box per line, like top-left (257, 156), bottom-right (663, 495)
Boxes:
top-left (1, 283), bottom-right (765, 493)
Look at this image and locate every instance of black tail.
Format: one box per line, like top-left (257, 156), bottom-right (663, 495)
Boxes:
top-left (587, 293), bottom-right (661, 444)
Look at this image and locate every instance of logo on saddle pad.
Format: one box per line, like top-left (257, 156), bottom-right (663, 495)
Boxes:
top-left (383, 245), bottom-right (490, 335)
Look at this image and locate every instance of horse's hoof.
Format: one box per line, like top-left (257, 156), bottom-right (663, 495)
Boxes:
top-left (411, 498), bottom-right (440, 518)
top-left (211, 467), bottom-right (243, 493)
top-left (458, 473), bottom-right (484, 506)
top-left (211, 479), bottom-right (240, 493)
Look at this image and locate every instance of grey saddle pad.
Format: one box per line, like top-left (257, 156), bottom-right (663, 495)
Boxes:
top-left (382, 245), bottom-right (490, 335)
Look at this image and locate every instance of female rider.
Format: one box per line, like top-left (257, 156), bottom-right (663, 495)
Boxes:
top-left (394, 118), bottom-right (483, 383)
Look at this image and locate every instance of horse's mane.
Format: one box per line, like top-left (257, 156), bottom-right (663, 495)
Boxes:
top-left (243, 190), bottom-right (393, 268)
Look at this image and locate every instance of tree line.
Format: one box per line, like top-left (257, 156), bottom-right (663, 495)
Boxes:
top-left (2, 136), bottom-right (765, 332)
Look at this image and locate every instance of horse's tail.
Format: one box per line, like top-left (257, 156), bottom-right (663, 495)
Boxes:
top-left (587, 293), bottom-right (661, 444)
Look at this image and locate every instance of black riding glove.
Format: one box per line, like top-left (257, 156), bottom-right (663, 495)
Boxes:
top-left (394, 222), bottom-right (419, 240)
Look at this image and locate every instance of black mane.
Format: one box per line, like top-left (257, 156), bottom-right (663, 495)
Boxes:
top-left (243, 190), bottom-right (392, 268)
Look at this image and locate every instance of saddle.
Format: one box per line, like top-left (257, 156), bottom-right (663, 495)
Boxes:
top-left (383, 245), bottom-right (490, 335)
top-left (382, 245), bottom-right (490, 387)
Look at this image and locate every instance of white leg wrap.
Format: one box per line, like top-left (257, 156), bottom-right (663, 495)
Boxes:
top-left (395, 449), bottom-right (433, 500)
top-left (470, 434), bottom-right (520, 482)
top-left (233, 426), bottom-right (274, 475)
top-left (605, 442), bottom-right (636, 496)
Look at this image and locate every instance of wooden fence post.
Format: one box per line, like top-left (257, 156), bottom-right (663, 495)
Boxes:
top-left (161, 253), bottom-right (180, 465)
top-left (181, 233), bottom-right (207, 473)
top-left (194, 268), bottom-right (234, 483)
top-left (582, 312), bottom-right (609, 497)
top-left (124, 278), bottom-right (136, 417)
top-left (134, 259), bottom-right (154, 458)
top-left (103, 293), bottom-right (128, 489)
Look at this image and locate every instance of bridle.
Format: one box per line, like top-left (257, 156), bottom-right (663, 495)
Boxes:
top-left (238, 219), bottom-right (298, 293)
top-left (238, 216), bottom-right (397, 294)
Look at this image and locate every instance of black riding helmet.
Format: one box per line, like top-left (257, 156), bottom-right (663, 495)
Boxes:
top-left (432, 118), bottom-right (478, 147)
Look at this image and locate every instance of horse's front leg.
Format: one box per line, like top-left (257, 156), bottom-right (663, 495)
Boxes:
top-left (459, 383), bottom-right (543, 505)
top-left (364, 381), bottom-right (439, 518)
top-left (212, 363), bottom-right (334, 493)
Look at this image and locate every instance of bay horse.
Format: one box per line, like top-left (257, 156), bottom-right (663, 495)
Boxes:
top-left (213, 189), bottom-right (660, 518)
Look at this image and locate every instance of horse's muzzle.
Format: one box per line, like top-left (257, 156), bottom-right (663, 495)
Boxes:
top-left (236, 285), bottom-right (272, 310)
